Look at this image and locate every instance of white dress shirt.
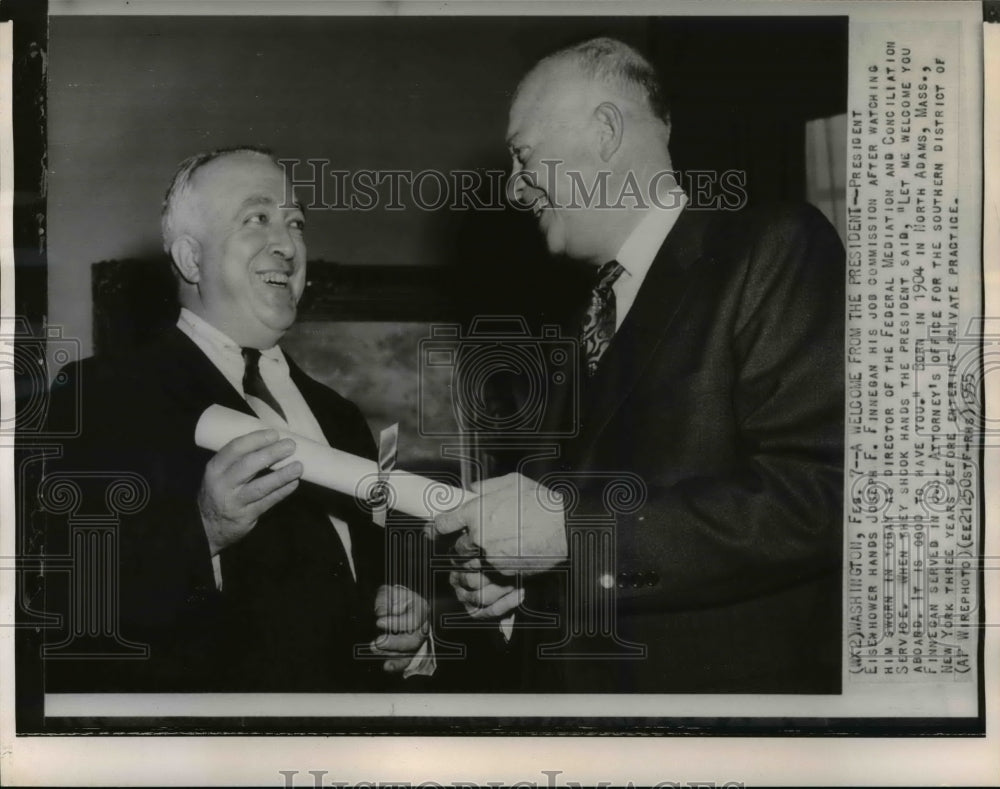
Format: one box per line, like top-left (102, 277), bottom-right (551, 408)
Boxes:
top-left (177, 308), bottom-right (356, 586)
top-left (611, 190), bottom-right (688, 330)
top-left (177, 309), bottom-right (434, 677)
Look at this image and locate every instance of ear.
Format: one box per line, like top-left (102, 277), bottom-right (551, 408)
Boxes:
top-left (170, 235), bottom-right (202, 284)
top-left (593, 101), bottom-right (624, 162)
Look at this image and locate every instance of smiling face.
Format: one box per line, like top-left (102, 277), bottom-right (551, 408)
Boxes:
top-left (506, 61), bottom-right (617, 265)
top-left (174, 152), bottom-right (307, 349)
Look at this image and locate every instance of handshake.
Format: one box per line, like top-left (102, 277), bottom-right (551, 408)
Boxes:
top-left (427, 473), bottom-right (568, 621)
top-left (370, 472), bottom-right (568, 673)
top-left (194, 409), bottom-right (569, 665)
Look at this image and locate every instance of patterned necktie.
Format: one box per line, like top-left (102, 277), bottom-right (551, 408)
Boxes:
top-left (241, 348), bottom-right (287, 421)
top-left (580, 260), bottom-right (626, 376)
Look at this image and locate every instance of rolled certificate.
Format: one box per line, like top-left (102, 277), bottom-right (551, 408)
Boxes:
top-left (194, 404), bottom-right (466, 521)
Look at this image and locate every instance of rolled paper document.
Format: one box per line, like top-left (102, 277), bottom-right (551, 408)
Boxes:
top-left (194, 404), bottom-right (467, 522)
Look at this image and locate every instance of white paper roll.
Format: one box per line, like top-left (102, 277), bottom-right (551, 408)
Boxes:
top-left (194, 404), bottom-right (466, 522)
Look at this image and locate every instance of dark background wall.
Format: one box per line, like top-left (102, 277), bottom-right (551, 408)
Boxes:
top-left (47, 14), bottom-right (846, 357)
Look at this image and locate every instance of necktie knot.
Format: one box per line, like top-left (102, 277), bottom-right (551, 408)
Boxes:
top-left (241, 347), bottom-right (261, 369)
top-left (593, 259), bottom-right (625, 293)
top-left (242, 347), bottom-right (287, 421)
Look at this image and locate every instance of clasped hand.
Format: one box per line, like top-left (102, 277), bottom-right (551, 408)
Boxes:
top-left (429, 473), bottom-right (567, 620)
top-left (369, 584), bottom-right (431, 673)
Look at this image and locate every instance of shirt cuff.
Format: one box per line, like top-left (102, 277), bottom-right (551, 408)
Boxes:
top-left (402, 628), bottom-right (437, 678)
top-left (499, 612), bottom-right (515, 642)
top-left (211, 553), bottom-right (223, 591)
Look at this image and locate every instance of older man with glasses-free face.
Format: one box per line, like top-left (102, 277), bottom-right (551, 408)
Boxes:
top-left (433, 38), bottom-right (845, 694)
top-left (46, 147), bottom-right (431, 691)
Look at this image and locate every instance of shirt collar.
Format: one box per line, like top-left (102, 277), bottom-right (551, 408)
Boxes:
top-left (614, 190), bottom-right (688, 281)
top-left (177, 308), bottom-right (285, 365)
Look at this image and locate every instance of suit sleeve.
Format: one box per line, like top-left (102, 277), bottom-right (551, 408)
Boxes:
top-left (577, 205), bottom-right (845, 612)
top-left (45, 357), bottom-right (222, 687)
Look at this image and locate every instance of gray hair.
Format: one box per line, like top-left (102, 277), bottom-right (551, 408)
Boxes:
top-left (538, 37), bottom-right (670, 123)
top-left (160, 145), bottom-right (275, 252)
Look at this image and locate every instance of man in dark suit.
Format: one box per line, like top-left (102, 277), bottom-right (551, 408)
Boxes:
top-left (45, 147), bottom-right (431, 691)
top-left (432, 38), bottom-right (844, 693)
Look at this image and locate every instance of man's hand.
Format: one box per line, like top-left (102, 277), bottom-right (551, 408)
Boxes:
top-left (449, 556), bottom-right (524, 619)
top-left (429, 473), bottom-right (567, 576)
top-left (198, 429), bottom-right (303, 556)
top-left (370, 584), bottom-right (431, 673)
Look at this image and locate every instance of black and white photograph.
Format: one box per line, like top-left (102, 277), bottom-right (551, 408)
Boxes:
top-left (0, 0), bottom-right (994, 785)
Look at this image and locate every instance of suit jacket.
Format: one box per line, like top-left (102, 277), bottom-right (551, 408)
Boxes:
top-left (499, 202), bottom-right (845, 693)
top-left (44, 326), bottom-right (387, 692)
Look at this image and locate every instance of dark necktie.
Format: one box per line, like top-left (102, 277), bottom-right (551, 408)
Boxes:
top-left (241, 348), bottom-right (287, 421)
top-left (580, 260), bottom-right (626, 376)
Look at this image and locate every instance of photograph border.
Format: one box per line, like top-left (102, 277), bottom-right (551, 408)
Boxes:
top-left (1, 0), bottom-right (997, 785)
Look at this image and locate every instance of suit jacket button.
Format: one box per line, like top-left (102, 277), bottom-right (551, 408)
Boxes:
top-left (598, 573), bottom-right (615, 590)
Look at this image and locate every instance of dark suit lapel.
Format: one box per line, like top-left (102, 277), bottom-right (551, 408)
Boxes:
top-left (156, 326), bottom-right (256, 421)
top-left (161, 329), bottom-right (350, 441)
top-left (567, 207), bottom-right (717, 463)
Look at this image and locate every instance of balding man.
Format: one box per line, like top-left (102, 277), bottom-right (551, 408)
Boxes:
top-left (433, 38), bottom-right (845, 693)
top-left (46, 147), bottom-right (430, 691)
